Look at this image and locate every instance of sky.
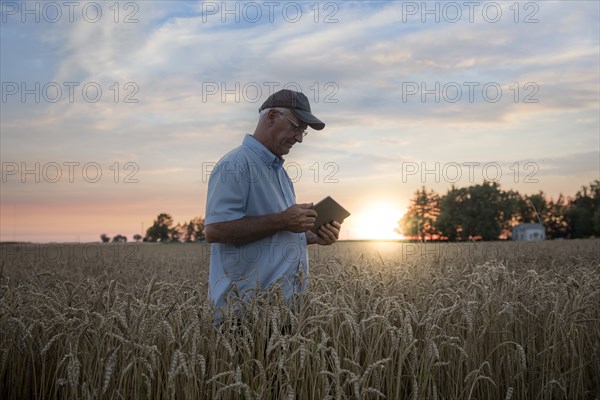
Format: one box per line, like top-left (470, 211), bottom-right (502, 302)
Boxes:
top-left (1, 0), bottom-right (599, 242)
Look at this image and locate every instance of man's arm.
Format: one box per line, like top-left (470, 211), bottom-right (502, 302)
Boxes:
top-left (205, 203), bottom-right (317, 245)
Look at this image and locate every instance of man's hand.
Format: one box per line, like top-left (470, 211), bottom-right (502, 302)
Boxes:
top-left (307, 221), bottom-right (341, 245)
top-left (281, 203), bottom-right (318, 233)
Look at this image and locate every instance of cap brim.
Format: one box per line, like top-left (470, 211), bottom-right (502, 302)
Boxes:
top-left (291, 109), bottom-right (325, 131)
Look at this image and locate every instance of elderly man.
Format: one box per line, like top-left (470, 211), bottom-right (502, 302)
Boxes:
top-left (204, 89), bottom-right (341, 317)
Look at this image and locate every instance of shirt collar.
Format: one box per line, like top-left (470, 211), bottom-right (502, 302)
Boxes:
top-left (243, 134), bottom-right (284, 169)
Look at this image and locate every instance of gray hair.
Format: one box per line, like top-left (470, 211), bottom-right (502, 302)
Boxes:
top-left (259, 107), bottom-right (287, 120)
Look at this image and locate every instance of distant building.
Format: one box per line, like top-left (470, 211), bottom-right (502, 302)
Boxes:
top-left (511, 223), bottom-right (546, 241)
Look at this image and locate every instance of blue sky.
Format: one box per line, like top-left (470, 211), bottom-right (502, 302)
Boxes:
top-left (1, 0), bottom-right (599, 241)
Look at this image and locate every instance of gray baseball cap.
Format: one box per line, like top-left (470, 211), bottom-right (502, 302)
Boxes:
top-left (258, 89), bottom-right (325, 130)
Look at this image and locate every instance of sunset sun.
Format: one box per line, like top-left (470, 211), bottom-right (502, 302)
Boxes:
top-left (350, 201), bottom-right (405, 240)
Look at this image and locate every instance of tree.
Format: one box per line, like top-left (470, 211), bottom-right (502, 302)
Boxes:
top-left (515, 192), bottom-right (547, 224)
top-left (566, 181), bottom-right (599, 238)
top-left (398, 186), bottom-right (439, 240)
top-left (133, 234), bottom-right (142, 242)
top-left (587, 180), bottom-right (600, 236)
top-left (183, 217), bottom-right (205, 242)
top-left (145, 213), bottom-right (175, 242)
top-left (499, 189), bottom-right (522, 236)
top-left (112, 235), bottom-right (127, 243)
top-left (544, 194), bottom-right (569, 239)
top-left (100, 233), bottom-right (110, 243)
top-left (461, 181), bottom-right (504, 241)
top-left (435, 185), bottom-right (468, 241)
top-left (171, 223), bottom-right (183, 243)
top-left (593, 208), bottom-right (600, 236)
top-left (435, 182), bottom-right (504, 241)
top-left (566, 207), bottom-right (593, 238)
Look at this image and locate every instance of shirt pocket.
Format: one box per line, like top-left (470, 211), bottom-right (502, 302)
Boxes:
top-left (219, 243), bottom-right (250, 277)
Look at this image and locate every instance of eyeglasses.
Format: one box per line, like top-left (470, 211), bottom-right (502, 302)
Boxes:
top-left (276, 111), bottom-right (308, 137)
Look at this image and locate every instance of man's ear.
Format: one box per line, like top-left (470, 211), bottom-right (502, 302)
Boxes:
top-left (266, 109), bottom-right (278, 126)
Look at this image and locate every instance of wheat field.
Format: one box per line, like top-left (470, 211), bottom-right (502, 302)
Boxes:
top-left (1, 240), bottom-right (599, 399)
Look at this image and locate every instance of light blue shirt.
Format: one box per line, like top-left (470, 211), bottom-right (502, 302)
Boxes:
top-left (205, 134), bottom-right (308, 311)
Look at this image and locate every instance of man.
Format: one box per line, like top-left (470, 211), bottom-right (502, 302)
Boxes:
top-left (204, 89), bottom-right (341, 318)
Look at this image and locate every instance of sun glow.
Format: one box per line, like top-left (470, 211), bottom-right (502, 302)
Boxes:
top-left (349, 201), bottom-right (405, 240)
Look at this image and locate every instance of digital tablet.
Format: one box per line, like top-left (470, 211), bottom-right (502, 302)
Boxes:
top-left (311, 196), bottom-right (351, 234)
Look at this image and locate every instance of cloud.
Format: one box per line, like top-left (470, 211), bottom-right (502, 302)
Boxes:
top-left (537, 151), bottom-right (600, 177)
top-left (1, 0), bottom-right (598, 241)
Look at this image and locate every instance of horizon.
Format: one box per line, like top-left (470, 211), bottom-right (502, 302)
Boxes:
top-left (1, 177), bottom-right (595, 243)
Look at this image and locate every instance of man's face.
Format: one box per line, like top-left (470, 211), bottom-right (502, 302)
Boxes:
top-left (271, 110), bottom-right (307, 157)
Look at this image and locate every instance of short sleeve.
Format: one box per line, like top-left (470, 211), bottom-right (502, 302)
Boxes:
top-left (205, 158), bottom-right (250, 225)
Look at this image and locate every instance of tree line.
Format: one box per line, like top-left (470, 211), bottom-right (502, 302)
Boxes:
top-left (100, 180), bottom-right (599, 243)
top-left (100, 214), bottom-right (205, 243)
top-left (398, 180), bottom-right (600, 241)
